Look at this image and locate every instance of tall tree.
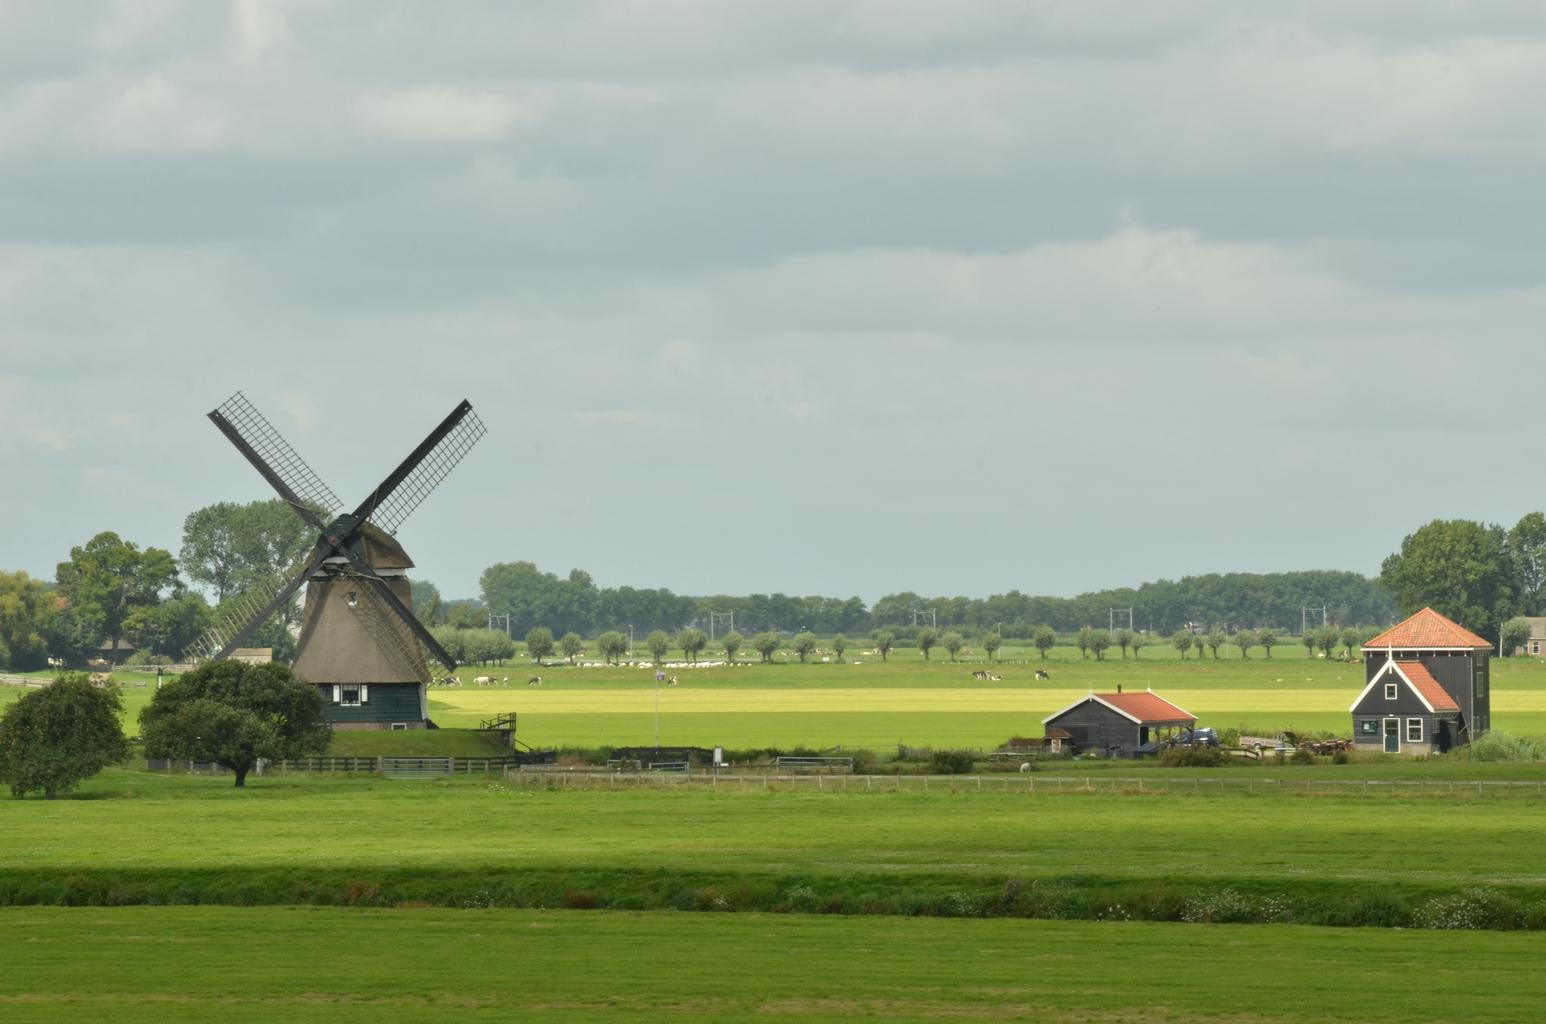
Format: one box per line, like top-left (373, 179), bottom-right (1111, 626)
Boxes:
top-left (646, 629), bottom-right (671, 665)
top-left (1172, 629), bottom-right (1193, 660)
top-left (678, 628), bottom-right (707, 665)
top-left (941, 631), bottom-right (964, 662)
top-left (752, 631), bottom-right (781, 663)
top-left (560, 631), bottom-right (584, 664)
top-left (1033, 626), bottom-right (1056, 659)
top-left (596, 630), bottom-right (628, 665)
top-left (525, 626), bottom-right (555, 665)
top-left (0, 571), bottom-right (65, 671)
top-left (1235, 629), bottom-right (1256, 659)
top-left (792, 631), bottom-right (817, 663)
top-left (1258, 628), bottom-right (1278, 658)
top-left (1206, 628), bottom-right (1226, 659)
top-left (1380, 518), bottom-right (1515, 639)
top-left (721, 630), bottom-right (744, 664)
top-left (55, 532), bottom-right (178, 655)
top-left (139, 661), bottom-right (329, 788)
top-left (180, 500), bottom-right (311, 606)
top-left (0, 673), bottom-right (128, 798)
top-left (1339, 627), bottom-right (1360, 659)
top-left (124, 593), bottom-right (214, 658)
top-left (1114, 628), bottom-right (1134, 658)
top-left (982, 631), bottom-right (1002, 663)
top-left (1131, 633), bottom-right (1147, 658)
top-left (411, 580), bottom-right (445, 626)
top-left (1501, 617), bottom-right (1533, 656)
top-left (872, 630), bottom-right (895, 662)
top-left (916, 627), bottom-right (938, 660)
top-left (1090, 632), bottom-right (1111, 660)
top-left (1507, 512), bottom-right (1546, 616)
top-left (1075, 626), bottom-right (1094, 659)
top-left (832, 633), bottom-right (848, 663)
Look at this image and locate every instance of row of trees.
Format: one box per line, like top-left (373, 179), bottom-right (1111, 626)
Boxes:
top-left (1380, 514), bottom-right (1546, 642)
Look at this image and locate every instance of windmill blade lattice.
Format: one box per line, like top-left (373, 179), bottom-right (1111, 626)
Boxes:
top-left (364, 406), bottom-right (486, 535)
top-left (184, 559), bottom-right (312, 664)
top-left (212, 392), bottom-right (344, 519)
top-left (342, 568), bottom-right (434, 686)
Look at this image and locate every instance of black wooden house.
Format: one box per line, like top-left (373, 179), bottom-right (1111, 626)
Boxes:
top-left (1351, 607), bottom-right (1491, 755)
top-left (1041, 688), bottom-right (1196, 758)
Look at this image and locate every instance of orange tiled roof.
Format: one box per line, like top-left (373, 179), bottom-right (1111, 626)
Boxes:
top-left (1395, 661), bottom-right (1460, 712)
top-left (1364, 607), bottom-right (1491, 649)
top-left (1095, 691), bottom-right (1195, 724)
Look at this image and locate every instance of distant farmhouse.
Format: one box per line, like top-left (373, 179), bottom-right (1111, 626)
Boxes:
top-left (1042, 688), bottom-right (1195, 759)
top-left (1351, 607), bottom-right (1491, 755)
top-left (1511, 617), bottom-right (1546, 657)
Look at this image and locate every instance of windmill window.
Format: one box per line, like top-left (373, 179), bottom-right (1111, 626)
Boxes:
top-left (1384, 683), bottom-right (1398, 700)
top-left (340, 684), bottom-right (362, 707)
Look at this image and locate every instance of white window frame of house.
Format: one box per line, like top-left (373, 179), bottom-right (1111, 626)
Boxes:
top-left (339, 684), bottom-right (368, 708)
top-left (1406, 717), bottom-right (1423, 743)
top-left (1384, 683), bottom-right (1398, 700)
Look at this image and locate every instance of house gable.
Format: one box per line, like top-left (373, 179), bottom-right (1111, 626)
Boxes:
top-left (1350, 659), bottom-right (1459, 715)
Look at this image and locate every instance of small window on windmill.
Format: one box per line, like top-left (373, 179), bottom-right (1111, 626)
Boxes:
top-left (346, 590), bottom-right (359, 609)
top-left (340, 684), bottom-right (362, 707)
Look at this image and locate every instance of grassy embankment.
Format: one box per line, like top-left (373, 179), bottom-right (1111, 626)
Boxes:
top-left (4, 906), bottom-right (1545, 1024)
top-left (6, 769), bottom-right (1546, 929)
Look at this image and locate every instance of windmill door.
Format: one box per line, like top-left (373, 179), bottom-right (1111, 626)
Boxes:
top-left (1383, 717), bottom-right (1400, 754)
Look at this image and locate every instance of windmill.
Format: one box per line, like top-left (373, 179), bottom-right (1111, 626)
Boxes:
top-left (186, 392), bottom-right (486, 729)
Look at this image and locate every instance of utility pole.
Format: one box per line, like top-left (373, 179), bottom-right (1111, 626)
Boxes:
top-left (709, 610), bottom-right (734, 640)
top-left (1109, 608), bottom-right (1134, 634)
top-left (1301, 606), bottom-right (1327, 634)
top-left (487, 612), bottom-right (510, 637)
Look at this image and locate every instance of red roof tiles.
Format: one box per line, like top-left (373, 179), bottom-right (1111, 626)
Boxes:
top-left (1395, 661), bottom-right (1460, 712)
top-left (1364, 607), bottom-right (1491, 650)
top-left (1094, 691), bottom-right (1196, 724)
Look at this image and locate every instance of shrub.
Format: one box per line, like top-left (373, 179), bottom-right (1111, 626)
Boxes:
top-left (1290, 747), bottom-right (1315, 765)
top-left (927, 750), bottom-right (975, 774)
top-left (1159, 745), bottom-right (1223, 768)
top-left (1331, 749), bottom-right (1350, 765)
top-left (849, 750), bottom-right (877, 774)
top-left (1461, 732), bottom-right (1546, 762)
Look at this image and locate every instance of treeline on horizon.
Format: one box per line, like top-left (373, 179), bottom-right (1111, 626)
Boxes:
top-left (415, 562), bottom-right (1396, 640)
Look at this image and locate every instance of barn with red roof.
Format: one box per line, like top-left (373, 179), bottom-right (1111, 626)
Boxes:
top-left (1042, 687), bottom-right (1196, 758)
top-left (1351, 607), bottom-right (1492, 754)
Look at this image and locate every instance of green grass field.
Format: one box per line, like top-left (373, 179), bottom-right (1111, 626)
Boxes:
top-left (3, 906), bottom-right (1544, 1024)
top-left (9, 651), bottom-right (1546, 750)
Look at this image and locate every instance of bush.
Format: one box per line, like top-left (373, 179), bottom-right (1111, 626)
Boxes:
top-left (849, 750), bottom-right (877, 774)
top-left (1331, 749), bottom-right (1349, 765)
top-left (126, 650), bottom-right (172, 667)
top-left (927, 750), bottom-right (975, 774)
top-left (1159, 745), bottom-right (1223, 767)
top-left (1460, 732), bottom-right (1546, 762)
top-left (1290, 747), bottom-right (1314, 765)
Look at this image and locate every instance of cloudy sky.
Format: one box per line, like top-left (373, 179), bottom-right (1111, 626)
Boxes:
top-left (3, 2), bottom-right (1543, 602)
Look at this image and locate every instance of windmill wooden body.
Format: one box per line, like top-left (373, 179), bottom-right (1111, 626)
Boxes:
top-left (188, 393), bottom-right (485, 729)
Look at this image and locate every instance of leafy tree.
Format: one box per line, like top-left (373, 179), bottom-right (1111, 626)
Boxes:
top-left (678, 628), bottom-right (708, 665)
top-left (445, 602), bottom-right (485, 630)
top-left (1380, 518), bottom-right (1514, 640)
top-left (1075, 626), bottom-right (1094, 659)
top-left (411, 580), bottom-right (445, 626)
top-left (1317, 627), bottom-right (1339, 660)
top-left (832, 633), bottom-right (848, 663)
top-left (940, 631), bottom-right (964, 662)
top-left (1172, 629), bottom-right (1193, 660)
top-left (721, 630), bottom-right (744, 664)
top-left (1090, 632), bottom-right (1111, 660)
top-left (1259, 628), bottom-right (1278, 658)
top-left (917, 627), bottom-right (938, 660)
top-left (124, 593), bottom-right (213, 658)
top-left (982, 631), bottom-right (1002, 663)
top-left (525, 626), bottom-right (555, 665)
top-left (430, 625), bottom-right (467, 665)
top-left (436, 627), bottom-right (514, 666)
top-left (1033, 626), bottom-right (1057, 659)
top-left (139, 661), bottom-right (328, 787)
top-left (1235, 629), bottom-right (1256, 659)
top-left (872, 630), bottom-right (895, 662)
top-left (1131, 633), bottom-right (1147, 658)
top-left (1508, 512), bottom-right (1546, 616)
top-left (645, 629), bottom-right (671, 665)
top-left (1339, 627), bottom-right (1360, 659)
top-left (1206, 628), bottom-right (1226, 659)
top-left (55, 532), bottom-right (178, 656)
top-left (180, 500), bottom-right (311, 606)
top-left (0, 571), bottom-right (65, 671)
top-left (792, 631), bottom-right (817, 663)
top-left (0, 674), bottom-right (128, 798)
top-left (1301, 630), bottom-right (1317, 658)
top-left (596, 631), bottom-right (628, 665)
top-left (1501, 617), bottom-right (1534, 656)
top-left (752, 631), bottom-right (781, 663)
top-left (1113, 628), bottom-right (1134, 658)
top-left (560, 631), bottom-right (584, 664)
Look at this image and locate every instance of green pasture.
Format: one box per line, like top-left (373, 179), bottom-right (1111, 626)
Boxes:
top-left (3, 906), bottom-right (1544, 1024)
top-left (8, 652), bottom-right (1546, 750)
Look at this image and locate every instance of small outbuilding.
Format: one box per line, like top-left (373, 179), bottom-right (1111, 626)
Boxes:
top-left (1352, 607), bottom-right (1492, 754)
top-left (1041, 688), bottom-right (1196, 758)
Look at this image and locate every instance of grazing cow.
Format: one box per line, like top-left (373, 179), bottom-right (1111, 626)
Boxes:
top-left (667, 675), bottom-right (679, 686)
top-left (989, 674), bottom-right (1003, 681)
top-left (527, 676), bottom-right (542, 686)
top-left (474, 675), bottom-right (503, 686)
top-left (439, 676), bottom-right (462, 687)
top-left (1034, 670), bottom-right (1050, 680)
top-left (970, 670), bottom-right (989, 680)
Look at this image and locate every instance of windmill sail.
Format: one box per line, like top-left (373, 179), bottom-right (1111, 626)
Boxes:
top-left (363, 404), bottom-right (486, 535)
top-left (210, 392), bottom-right (344, 520)
top-left (184, 557), bottom-right (314, 664)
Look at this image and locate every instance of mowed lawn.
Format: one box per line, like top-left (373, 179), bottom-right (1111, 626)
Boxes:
top-left (3, 906), bottom-right (1544, 1024)
top-left (8, 653), bottom-right (1546, 749)
top-left (8, 770), bottom-right (1546, 893)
